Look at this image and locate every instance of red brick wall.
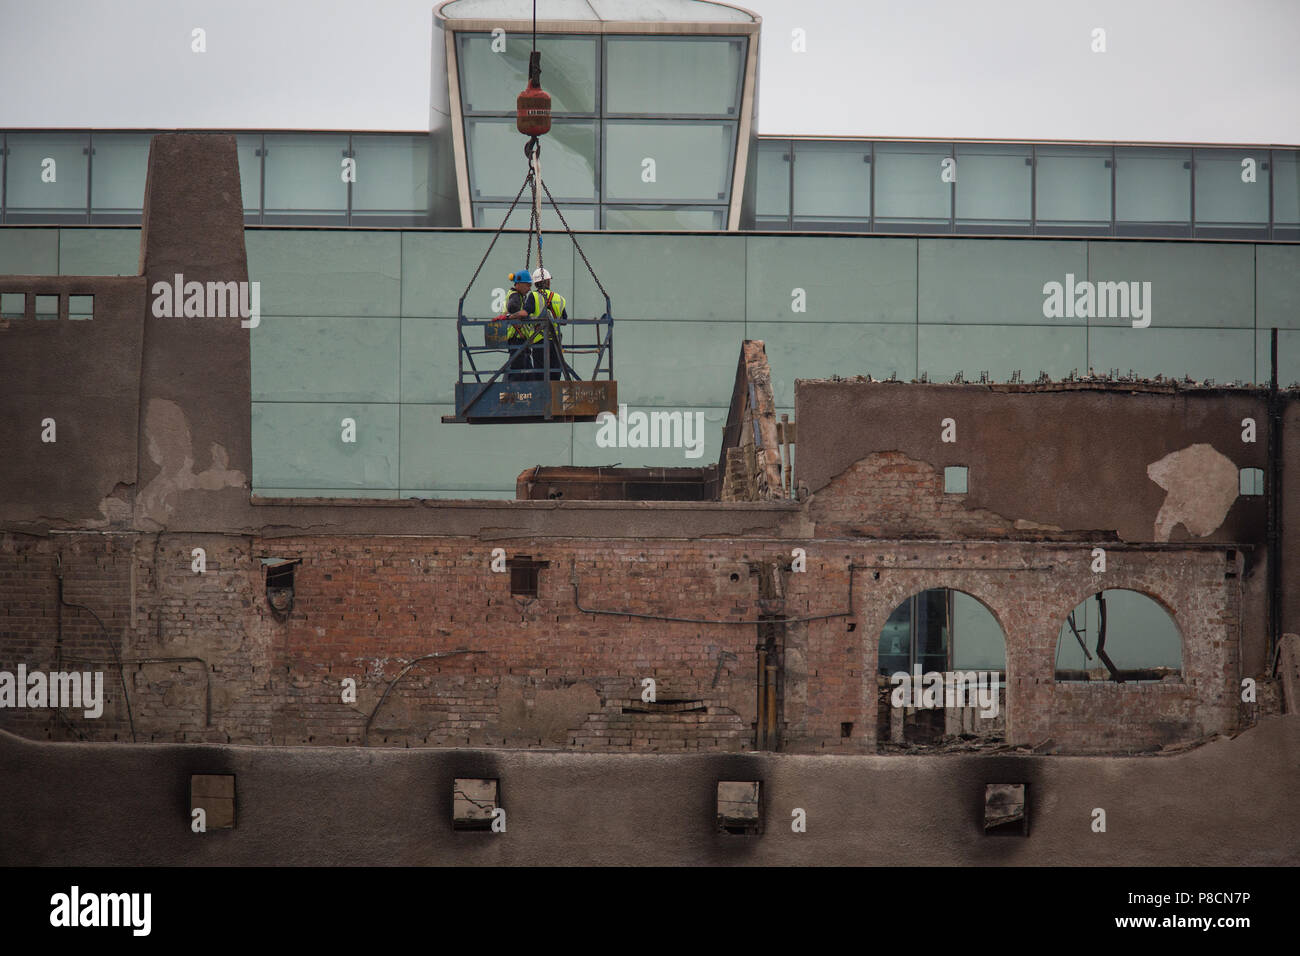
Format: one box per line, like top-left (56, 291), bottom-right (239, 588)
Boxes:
top-left (0, 531), bottom-right (1242, 754)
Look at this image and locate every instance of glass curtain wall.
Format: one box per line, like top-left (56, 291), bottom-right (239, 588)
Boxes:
top-left (1, 131), bottom-right (430, 226)
top-left (753, 139), bottom-right (1300, 239)
top-left (457, 32), bottom-right (743, 230)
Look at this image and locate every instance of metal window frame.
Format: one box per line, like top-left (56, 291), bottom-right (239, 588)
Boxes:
top-left (463, 115), bottom-right (601, 204)
top-left (260, 132), bottom-right (351, 225)
top-left (880, 589), bottom-right (957, 675)
top-left (788, 139), bottom-right (872, 231)
top-left (952, 141), bottom-right (1034, 235)
top-left (600, 117), bottom-right (738, 206)
top-left (601, 34), bottom-right (746, 121)
top-left (456, 31), bottom-right (601, 118)
top-left (868, 140), bottom-right (957, 234)
top-left (1190, 146), bottom-right (1272, 238)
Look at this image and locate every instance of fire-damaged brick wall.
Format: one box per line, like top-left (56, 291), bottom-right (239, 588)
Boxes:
top-left (0, 530), bottom-right (1242, 754)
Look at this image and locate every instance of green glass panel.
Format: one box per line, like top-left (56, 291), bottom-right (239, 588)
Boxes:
top-left (1116, 147), bottom-right (1190, 230)
top-left (401, 230), bottom-right (575, 318)
top-left (568, 234), bottom-right (744, 320)
top-left (792, 141), bottom-right (869, 227)
top-left (1087, 241), bottom-right (1253, 328)
top-left (1195, 148), bottom-right (1268, 226)
top-left (606, 37), bottom-right (743, 116)
top-left (918, 238), bottom-right (1087, 324)
top-left (263, 134), bottom-right (348, 222)
top-left (572, 404), bottom-right (725, 468)
top-left (611, 320), bottom-right (744, 406)
top-left (0, 293), bottom-right (25, 317)
top-left (400, 318), bottom-right (460, 404)
top-left (256, 488), bottom-right (399, 499)
top-left (458, 34), bottom-right (597, 114)
top-left (917, 324), bottom-right (1087, 381)
top-left (467, 118), bottom-right (596, 201)
top-left (604, 121), bottom-right (732, 202)
top-left (602, 206), bottom-right (724, 230)
top-left (1274, 150), bottom-right (1300, 229)
top-left (251, 401), bottom-right (399, 490)
top-left (1256, 329), bottom-right (1300, 385)
top-left (746, 236), bottom-right (916, 324)
top-left (90, 133), bottom-right (149, 219)
top-left (1056, 590), bottom-right (1181, 676)
top-left (1088, 327), bottom-right (1254, 382)
top-left (251, 316), bottom-right (399, 402)
top-left (59, 228), bottom-right (140, 276)
top-left (1256, 245), bottom-right (1300, 330)
top-left (1034, 145), bottom-right (1111, 227)
top-left (952, 592), bottom-right (1005, 670)
top-left (954, 143), bottom-right (1030, 229)
top-left (0, 228), bottom-right (58, 274)
top-left (68, 295), bottom-right (93, 319)
top-left (5, 132), bottom-right (88, 218)
top-left (399, 403), bottom-right (572, 490)
top-left (755, 140), bottom-right (789, 219)
top-left (874, 142), bottom-right (951, 228)
top-left (878, 597), bottom-right (910, 676)
top-left (473, 203), bottom-right (596, 230)
top-left (237, 134), bottom-right (262, 216)
top-left (351, 134), bottom-right (430, 218)
top-left (245, 230), bottom-right (400, 317)
top-left (748, 321), bottom-right (916, 406)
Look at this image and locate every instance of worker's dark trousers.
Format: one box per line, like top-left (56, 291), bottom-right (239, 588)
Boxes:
top-left (504, 342), bottom-right (535, 381)
top-left (540, 340), bottom-right (564, 380)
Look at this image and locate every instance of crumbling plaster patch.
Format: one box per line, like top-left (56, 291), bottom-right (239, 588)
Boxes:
top-left (139, 398), bottom-right (245, 526)
top-left (1147, 443), bottom-right (1239, 542)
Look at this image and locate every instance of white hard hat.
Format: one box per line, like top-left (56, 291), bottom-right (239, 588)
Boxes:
top-left (533, 267), bottom-right (552, 282)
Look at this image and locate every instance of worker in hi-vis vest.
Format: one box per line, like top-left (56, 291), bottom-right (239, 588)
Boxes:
top-left (530, 267), bottom-right (568, 380)
top-left (503, 269), bottom-right (540, 380)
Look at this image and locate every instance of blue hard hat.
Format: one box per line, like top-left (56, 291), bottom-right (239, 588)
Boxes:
top-left (509, 269), bottom-right (533, 284)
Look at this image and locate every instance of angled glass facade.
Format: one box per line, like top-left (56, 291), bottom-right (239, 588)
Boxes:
top-left (452, 32), bottom-right (745, 230)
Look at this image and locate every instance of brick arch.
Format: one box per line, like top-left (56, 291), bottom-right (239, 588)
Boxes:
top-left (857, 576), bottom-right (1015, 745)
top-left (1049, 585), bottom-right (1185, 678)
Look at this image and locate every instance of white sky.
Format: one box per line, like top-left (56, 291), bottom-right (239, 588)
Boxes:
top-left (0, 0), bottom-right (1296, 143)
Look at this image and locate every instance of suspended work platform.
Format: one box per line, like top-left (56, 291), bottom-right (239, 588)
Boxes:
top-left (443, 128), bottom-right (617, 424)
top-left (445, 304), bottom-right (617, 424)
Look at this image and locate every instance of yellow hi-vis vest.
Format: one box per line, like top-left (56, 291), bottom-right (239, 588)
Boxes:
top-left (507, 289), bottom-right (565, 344)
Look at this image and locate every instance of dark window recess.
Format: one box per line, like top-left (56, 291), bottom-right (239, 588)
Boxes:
top-left (507, 555), bottom-right (549, 598)
top-left (984, 783), bottom-right (1028, 836)
top-left (840, 721), bottom-right (854, 738)
top-left (622, 698), bottom-right (707, 714)
top-left (452, 778), bottom-right (500, 831)
top-left (191, 774), bottom-right (237, 830)
top-left (716, 781), bottom-right (762, 835)
top-left (262, 558), bottom-right (300, 617)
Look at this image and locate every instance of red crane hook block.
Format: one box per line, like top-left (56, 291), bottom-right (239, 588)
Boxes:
top-left (517, 50), bottom-right (551, 137)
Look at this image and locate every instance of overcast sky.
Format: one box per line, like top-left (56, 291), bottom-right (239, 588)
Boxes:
top-left (0, 0), bottom-right (1296, 143)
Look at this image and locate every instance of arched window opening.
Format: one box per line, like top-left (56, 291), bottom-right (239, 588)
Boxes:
top-left (1054, 589), bottom-right (1182, 683)
top-left (876, 588), bottom-right (1006, 747)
